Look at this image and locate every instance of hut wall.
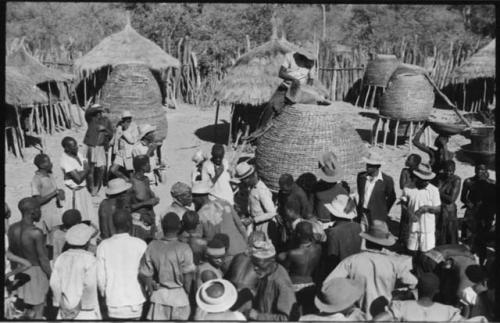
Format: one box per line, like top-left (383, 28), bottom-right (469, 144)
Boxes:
top-left (99, 63), bottom-right (168, 140)
top-left (255, 103), bottom-right (368, 192)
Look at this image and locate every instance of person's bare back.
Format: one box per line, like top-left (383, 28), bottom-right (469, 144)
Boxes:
top-left (283, 242), bottom-right (322, 284)
top-left (8, 221), bottom-right (49, 274)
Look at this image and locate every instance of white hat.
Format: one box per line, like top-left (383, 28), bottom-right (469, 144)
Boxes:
top-left (65, 223), bottom-right (94, 246)
top-left (121, 111), bottom-right (132, 119)
top-left (90, 103), bottom-right (103, 109)
top-left (138, 124), bottom-right (157, 139)
top-left (412, 163), bottom-right (436, 180)
top-left (105, 178), bottom-right (132, 196)
top-left (232, 162), bottom-right (255, 183)
top-left (324, 194), bottom-right (356, 220)
top-left (192, 181), bottom-right (212, 195)
top-left (317, 152), bottom-right (345, 183)
top-left (192, 150), bottom-right (206, 164)
top-left (196, 279), bottom-right (238, 313)
top-left (362, 151), bottom-right (384, 165)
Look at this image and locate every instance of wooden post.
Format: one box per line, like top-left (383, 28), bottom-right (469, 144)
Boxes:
top-left (409, 121), bottom-right (414, 151)
top-left (331, 68), bottom-right (337, 101)
top-left (462, 80), bottom-right (467, 110)
top-left (372, 117), bottom-right (381, 146)
top-left (369, 86), bottom-right (377, 108)
top-left (228, 104), bottom-right (235, 147)
top-left (382, 118), bottom-right (389, 148)
top-left (84, 76), bottom-right (87, 107)
top-left (394, 119), bottom-right (399, 147)
top-left (214, 101), bottom-right (220, 141)
top-left (15, 107), bottom-right (25, 149)
top-left (355, 77), bottom-right (364, 107)
top-left (482, 79), bottom-right (487, 107)
top-left (363, 85), bottom-right (372, 109)
top-left (28, 108), bottom-right (34, 135)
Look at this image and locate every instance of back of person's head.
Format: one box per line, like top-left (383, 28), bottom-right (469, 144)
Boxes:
top-left (247, 230), bottom-right (266, 245)
top-left (18, 197), bottom-right (39, 215)
top-left (285, 198), bottom-right (301, 218)
top-left (182, 210), bottom-right (199, 231)
top-left (370, 296), bottom-right (389, 318)
top-left (211, 144), bottom-right (225, 156)
top-left (417, 272), bottom-right (440, 298)
top-left (61, 136), bottom-right (75, 149)
top-left (62, 209), bottom-right (82, 229)
top-left (162, 212), bottom-right (181, 234)
top-left (213, 233), bottom-right (230, 251)
top-left (201, 270), bottom-right (219, 284)
top-left (113, 209), bottom-right (132, 232)
top-left (33, 153), bottom-right (49, 168)
top-left (408, 154), bottom-right (422, 165)
top-left (133, 155), bottom-right (149, 172)
top-left (296, 172), bottom-right (317, 193)
top-left (295, 221), bottom-right (313, 242)
top-left (279, 173), bottom-right (294, 189)
top-left (465, 265), bottom-right (487, 284)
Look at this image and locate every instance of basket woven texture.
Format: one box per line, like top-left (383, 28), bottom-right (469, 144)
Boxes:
top-left (363, 54), bottom-right (399, 87)
top-left (100, 63), bottom-right (168, 140)
top-left (255, 103), bottom-right (368, 192)
top-left (380, 71), bottom-right (435, 122)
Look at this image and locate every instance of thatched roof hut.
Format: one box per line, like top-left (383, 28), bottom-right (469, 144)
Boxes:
top-left (74, 23), bottom-right (180, 78)
top-left (5, 66), bottom-right (48, 107)
top-left (453, 39), bottom-right (495, 81)
top-left (6, 46), bottom-right (73, 85)
top-left (214, 37), bottom-right (301, 106)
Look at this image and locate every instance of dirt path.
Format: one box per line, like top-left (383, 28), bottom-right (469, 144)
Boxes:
top-left (5, 102), bottom-right (493, 224)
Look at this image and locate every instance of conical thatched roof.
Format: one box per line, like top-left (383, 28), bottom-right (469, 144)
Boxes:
top-left (6, 45), bottom-right (73, 84)
top-left (214, 38), bottom-right (302, 106)
top-left (74, 23), bottom-right (180, 78)
top-left (5, 66), bottom-right (48, 107)
top-left (453, 39), bottom-right (495, 81)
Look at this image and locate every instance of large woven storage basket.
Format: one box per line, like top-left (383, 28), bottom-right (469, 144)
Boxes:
top-left (379, 67), bottom-right (435, 122)
top-left (363, 54), bottom-right (399, 87)
top-left (255, 103), bottom-right (368, 192)
top-left (100, 63), bottom-right (168, 140)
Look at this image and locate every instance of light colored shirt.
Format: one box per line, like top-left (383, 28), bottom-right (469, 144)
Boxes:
top-left (31, 171), bottom-right (61, 234)
top-left (324, 249), bottom-right (418, 319)
top-left (281, 52), bottom-right (314, 85)
top-left (50, 249), bottom-right (99, 311)
top-left (202, 159), bottom-right (234, 205)
top-left (48, 228), bottom-right (67, 261)
top-left (363, 170), bottom-right (384, 208)
top-left (60, 152), bottom-right (87, 189)
top-left (389, 300), bottom-right (464, 321)
top-left (115, 122), bottom-right (139, 154)
top-left (248, 180), bottom-right (276, 224)
top-left (300, 308), bottom-right (367, 321)
top-left (96, 233), bottom-right (147, 308)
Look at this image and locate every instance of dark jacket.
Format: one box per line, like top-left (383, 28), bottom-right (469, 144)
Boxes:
top-left (84, 114), bottom-right (113, 147)
top-left (357, 171), bottom-right (396, 223)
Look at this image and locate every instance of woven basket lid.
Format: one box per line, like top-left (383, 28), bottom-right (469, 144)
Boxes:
top-left (255, 103), bottom-right (368, 192)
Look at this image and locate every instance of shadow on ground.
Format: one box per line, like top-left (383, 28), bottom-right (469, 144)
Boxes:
top-left (194, 121), bottom-right (230, 145)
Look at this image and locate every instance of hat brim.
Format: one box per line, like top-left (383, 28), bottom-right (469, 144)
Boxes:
top-left (296, 49), bottom-right (316, 61)
top-left (314, 291), bottom-right (361, 314)
top-left (362, 157), bottom-right (384, 165)
top-left (412, 170), bottom-right (436, 180)
top-left (234, 166), bottom-right (255, 181)
top-left (359, 232), bottom-right (397, 247)
top-left (105, 183), bottom-right (132, 196)
top-left (316, 168), bottom-right (344, 183)
top-left (324, 204), bottom-right (356, 220)
top-left (196, 279), bottom-right (237, 313)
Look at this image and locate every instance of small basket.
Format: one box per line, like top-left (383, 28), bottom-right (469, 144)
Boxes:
top-left (429, 121), bottom-right (467, 136)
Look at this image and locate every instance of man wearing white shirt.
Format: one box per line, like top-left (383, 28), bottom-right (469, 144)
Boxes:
top-left (96, 210), bottom-right (147, 320)
top-left (401, 163), bottom-right (441, 253)
top-left (202, 144), bottom-right (234, 205)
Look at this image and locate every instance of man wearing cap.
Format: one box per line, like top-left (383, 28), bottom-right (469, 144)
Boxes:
top-left (195, 279), bottom-right (246, 320)
top-left (139, 212), bottom-right (195, 320)
top-left (7, 197), bottom-right (51, 319)
top-left (202, 144), bottom-right (234, 205)
top-left (299, 278), bottom-right (367, 321)
top-left (314, 152), bottom-right (349, 226)
top-left (60, 136), bottom-right (98, 230)
top-left (245, 240), bottom-right (297, 321)
top-left (110, 111), bottom-right (139, 180)
top-left (97, 210), bottom-right (147, 320)
top-left (357, 151), bottom-right (396, 228)
top-left (234, 162), bottom-right (277, 241)
top-left (98, 178), bottom-right (132, 240)
top-left (324, 219), bottom-right (417, 319)
top-left (195, 238), bottom-right (226, 293)
top-left (50, 223), bottom-right (101, 319)
top-left (323, 194), bottom-right (362, 275)
top-left (401, 163), bottom-right (441, 253)
top-left (83, 104), bottom-right (113, 196)
top-left (132, 124), bottom-right (160, 185)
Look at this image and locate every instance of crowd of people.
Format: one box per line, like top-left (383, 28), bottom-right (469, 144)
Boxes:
top-left (4, 106), bottom-right (496, 321)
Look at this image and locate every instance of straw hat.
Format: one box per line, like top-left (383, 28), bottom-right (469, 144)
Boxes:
top-left (121, 110), bottom-right (132, 119)
top-left (192, 181), bottom-right (211, 195)
top-left (362, 151), bottom-right (384, 165)
top-left (314, 278), bottom-right (364, 313)
top-left (233, 162), bottom-right (255, 182)
top-left (317, 152), bottom-right (344, 183)
top-left (65, 223), bottom-right (94, 246)
top-left (324, 194), bottom-right (356, 220)
top-left (138, 124), bottom-right (156, 139)
top-left (412, 163), bottom-right (436, 180)
top-left (105, 178), bottom-right (132, 196)
top-left (196, 279), bottom-right (238, 313)
top-left (296, 42), bottom-right (316, 61)
top-left (359, 220), bottom-right (396, 247)
top-left (170, 182), bottom-right (191, 198)
top-left (250, 240), bottom-right (276, 259)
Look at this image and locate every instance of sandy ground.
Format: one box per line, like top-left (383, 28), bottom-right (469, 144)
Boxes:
top-left (5, 102), bottom-right (495, 224)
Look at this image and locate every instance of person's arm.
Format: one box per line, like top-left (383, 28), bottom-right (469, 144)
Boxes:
top-left (399, 169), bottom-right (408, 190)
top-left (64, 159), bottom-right (91, 185)
top-left (5, 252), bottom-right (31, 279)
top-left (138, 249), bottom-right (158, 297)
top-left (460, 178), bottom-right (473, 207)
top-left (130, 183), bottom-right (159, 210)
top-left (278, 65), bottom-right (299, 84)
top-left (253, 187), bottom-right (276, 224)
top-left (416, 188), bottom-right (442, 215)
top-left (98, 203), bottom-right (110, 240)
top-left (440, 177), bottom-right (462, 204)
top-left (31, 178), bottom-right (60, 205)
top-left (412, 124), bottom-right (433, 155)
top-left (34, 229), bottom-right (51, 277)
top-left (231, 208), bottom-right (248, 240)
top-left (181, 246), bottom-right (196, 295)
top-left (386, 176), bottom-right (397, 211)
top-left (121, 128), bottom-right (137, 145)
top-left (146, 143), bottom-right (159, 157)
top-left (96, 246), bottom-right (107, 297)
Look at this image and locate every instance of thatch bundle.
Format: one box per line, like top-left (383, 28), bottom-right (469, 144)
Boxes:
top-left (363, 54), bottom-right (400, 87)
top-left (74, 23), bottom-right (180, 78)
top-left (6, 46), bottom-right (72, 84)
top-left (99, 63), bottom-right (168, 140)
top-left (453, 39), bottom-right (495, 81)
top-left (255, 102), bottom-right (368, 192)
top-left (380, 66), bottom-right (434, 121)
top-left (215, 38), bottom-right (298, 106)
top-left (5, 66), bottom-right (48, 106)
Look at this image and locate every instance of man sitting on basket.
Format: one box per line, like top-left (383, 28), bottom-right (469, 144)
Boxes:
top-left (245, 44), bottom-right (330, 141)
